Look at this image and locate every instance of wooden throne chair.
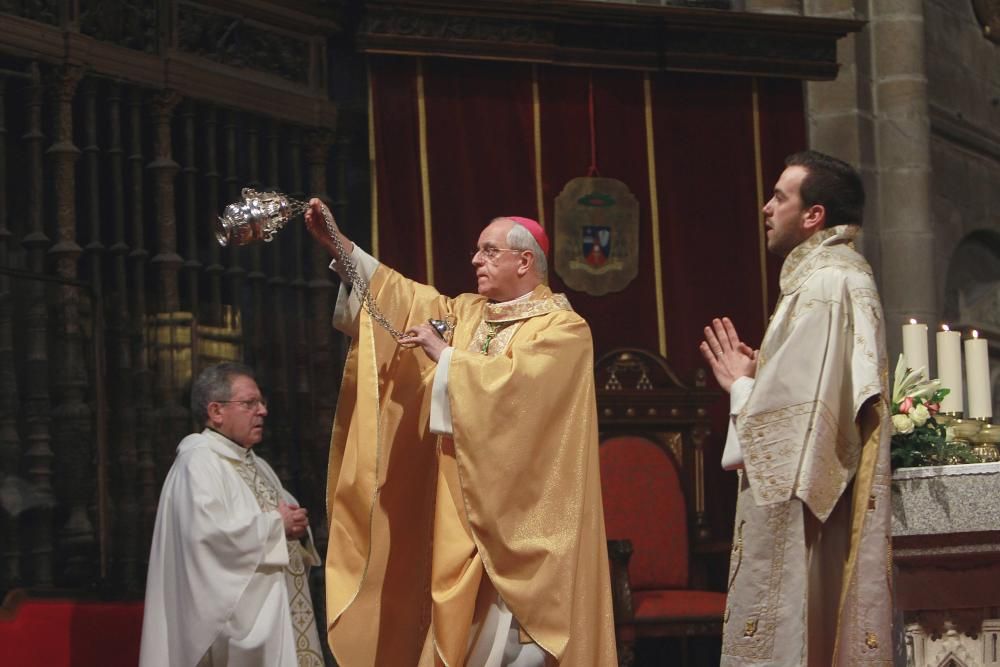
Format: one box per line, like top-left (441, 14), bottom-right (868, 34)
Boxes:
top-left (596, 348), bottom-right (728, 667)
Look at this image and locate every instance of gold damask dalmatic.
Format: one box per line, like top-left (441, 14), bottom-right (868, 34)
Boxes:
top-left (554, 176), bottom-right (639, 296)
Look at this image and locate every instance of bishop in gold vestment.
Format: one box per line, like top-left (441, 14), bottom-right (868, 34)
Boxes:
top-left (702, 152), bottom-right (894, 666)
top-left (307, 206), bottom-right (617, 667)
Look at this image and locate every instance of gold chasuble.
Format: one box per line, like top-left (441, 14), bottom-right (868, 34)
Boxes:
top-left (325, 265), bottom-right (616, 667)
top-left (721, 226), bottom-right (893, 666)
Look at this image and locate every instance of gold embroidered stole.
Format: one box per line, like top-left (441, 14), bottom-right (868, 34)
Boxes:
top-left (229, 451), bottom-right (324, 667)
top-left (469, 292), bottom-right (574, 356)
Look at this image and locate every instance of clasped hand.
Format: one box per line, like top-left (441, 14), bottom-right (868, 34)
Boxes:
top-left (699, 317), bottom-right (758, 393)
top-left (398, 323), bottom-right (448, 363)
top-left (278, 500), bottom-right (309, 541)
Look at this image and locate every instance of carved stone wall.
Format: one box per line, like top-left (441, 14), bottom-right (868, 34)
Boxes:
top-left (928, 0), bottom-right (1000, 328)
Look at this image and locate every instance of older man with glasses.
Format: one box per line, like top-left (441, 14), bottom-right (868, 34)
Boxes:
top-left (305, 203), bottom-right (616, 667)
top-left (139, 362), bottom-right (324, 667)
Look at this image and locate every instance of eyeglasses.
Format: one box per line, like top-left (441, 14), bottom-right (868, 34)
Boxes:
top-left (470, 246), bottom-right (524, 263)
top-left (215, 398), bottom-right (268, 411)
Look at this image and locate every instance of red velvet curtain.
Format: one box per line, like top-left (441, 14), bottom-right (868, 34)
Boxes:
top-left (368, 55), bottom-right (806, 539)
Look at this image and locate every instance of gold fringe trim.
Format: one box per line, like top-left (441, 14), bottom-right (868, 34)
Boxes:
top-left (752, 78), bottom-right (768, 321)
top-left (643, 73), bottom-right (667, 359)
top-left (417, 58), bottom-right (435, 285)
top-left (368, 61), bottom-right (380, 259)
top-left (532, 65), bottom-right (546, 230)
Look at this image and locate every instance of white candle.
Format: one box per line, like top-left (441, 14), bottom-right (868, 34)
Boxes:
top-left (936, 325), bottom-right (964, 413)
top-left (902, 319), bottom-right (929, 379)
top-left (965, 330), bottom-right (992, 419)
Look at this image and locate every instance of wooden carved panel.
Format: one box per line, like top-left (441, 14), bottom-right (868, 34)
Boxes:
top-left (357, 0), bottom-right (862, 80)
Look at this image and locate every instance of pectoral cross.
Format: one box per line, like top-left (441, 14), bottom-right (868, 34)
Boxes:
top-left (481, 322), bottom-right (502, 355)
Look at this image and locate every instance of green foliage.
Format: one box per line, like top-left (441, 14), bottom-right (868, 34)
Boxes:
top-left (889, 415), bottom-right (979, 469)
top-left (889, 354), bottom-right (980, 469)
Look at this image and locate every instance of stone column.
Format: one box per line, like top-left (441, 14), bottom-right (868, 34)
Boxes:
top-left (203, 107), bottom-right (224, 327)
top-left (46, 65), bottom-right (94, 586)
top-left (804, 0), bottom-right (873, 249)
top-left (150, 91), bottom-right (183, 317)
top-left (304, 130), bottom-right (336, 478)
top-left (148, 91), bottom-right (189, 479)
top-left (21, 63), bottom-right (54, 587)
top-left (106, 82), bottom-right (141, 592)
top-left (288, 127), bottom-right (314, 497)
top-left (128, 88), bottom-right (156, 554)
top-left (0, 74), bottom-right (22, 589)
top-left (245, 119), bottom-right (266, 379)
top-left (180, 100), bottom-right (201, 349)
top-left (223, 111), bottom-right (246, 355)
top-left (805, 0), bottom-right (935, 362)
top-left (81, 77), bottom-right (110, 582)
top-left (265, 119), bottom-right (291, 482)
top-left (867, 0), bottom-right (935, 360)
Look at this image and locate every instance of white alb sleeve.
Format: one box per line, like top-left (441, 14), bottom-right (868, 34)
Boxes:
top-left (429, 347), bottom-right (455, 436)
top-left (332, 246), bottom-right (380, 337)
top-left (721, 376), bottom-right (754, 471)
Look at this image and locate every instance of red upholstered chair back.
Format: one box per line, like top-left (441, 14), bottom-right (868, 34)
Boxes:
top-left (600, 435), bottom-right (689, 591)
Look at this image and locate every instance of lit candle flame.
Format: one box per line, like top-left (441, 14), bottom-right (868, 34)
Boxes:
top-left (973, 330), bottom-right (980, 339)
top-left (910, 318), bottom-right (917, 325)
top-left (943, 324), bottom-right (951, 332)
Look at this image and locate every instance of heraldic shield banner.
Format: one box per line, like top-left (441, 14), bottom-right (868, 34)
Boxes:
top-left (554, 176), bottom-right (639, 296)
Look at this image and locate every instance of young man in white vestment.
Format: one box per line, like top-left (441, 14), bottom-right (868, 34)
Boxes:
top-left (701, 151), bottom-right (894, 666)
top-left (139, 362), bottom-right (324, 667)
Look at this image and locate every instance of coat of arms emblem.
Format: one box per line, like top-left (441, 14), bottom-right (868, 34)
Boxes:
top-left (554, 177), bottom-right (639, 296)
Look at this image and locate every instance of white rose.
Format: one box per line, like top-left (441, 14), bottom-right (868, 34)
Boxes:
top-left (909, 403), bottom-right (930, 427)
top-left (893, 413), bottom-right (915, 435)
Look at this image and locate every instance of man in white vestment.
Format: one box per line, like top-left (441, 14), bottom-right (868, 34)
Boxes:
top-left (139, 362), bottom-right (324, 667)
top-left (700, 150), bottom-right (894, 666)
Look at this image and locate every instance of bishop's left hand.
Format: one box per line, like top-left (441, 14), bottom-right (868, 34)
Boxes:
top-left (398, 323), bottom-right (449, 363)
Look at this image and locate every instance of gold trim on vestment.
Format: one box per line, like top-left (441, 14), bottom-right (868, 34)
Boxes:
top-left (416, 58), bottom-right (435, 285)
top-left (471, 289), bottom-right (573, 355)
top-left (532, 65), bottom-right (546, 231)
top-left (780, 226), bottom-right (868, 295)
top-left (722, 500), bottom-right (790, 660)
top-left (643, 73), bottom-right (667, 359)
top-left (368, 62), bottom-right (380, 259)
top-left (832, 400), bottom-right (892, 665)
top-left (483, 292), bottom-right (572, 323)
top-left (752, 78), bottom-right (767, 321)
top-left (469, 320), bottom-right (522, 357)
top-left (228, 452), bottom-right (323, 667)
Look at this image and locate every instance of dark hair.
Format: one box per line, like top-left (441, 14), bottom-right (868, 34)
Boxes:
top-left (784, 150), bottom-right (865, 227)
top-left (190, 362), bottom-right (256, 424)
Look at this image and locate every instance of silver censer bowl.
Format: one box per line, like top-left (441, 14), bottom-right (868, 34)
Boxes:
top-left (216, 187), bottom-right (455, 344)
top-left (216, 188), bottom-right (309, 247)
